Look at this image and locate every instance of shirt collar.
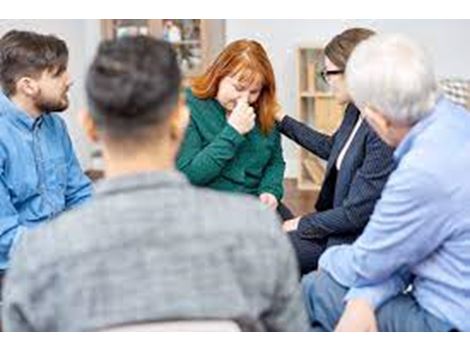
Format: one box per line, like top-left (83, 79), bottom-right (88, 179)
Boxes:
top-left (95, 170), bottom-right (190, 197)
top-left (0, 91), bottom-right (46, 131)
top-left (393, 97), bottom-right (444, 162)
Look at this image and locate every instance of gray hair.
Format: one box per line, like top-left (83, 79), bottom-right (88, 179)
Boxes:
top-left (346, 33), bottom-right (439, 125)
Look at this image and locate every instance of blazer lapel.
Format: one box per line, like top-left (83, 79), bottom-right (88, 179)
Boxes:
top-left (324, 105), bottom-right (360, 176)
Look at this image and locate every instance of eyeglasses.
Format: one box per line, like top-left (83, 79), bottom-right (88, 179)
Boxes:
top-left (320, 69), bottom-right (344, 83)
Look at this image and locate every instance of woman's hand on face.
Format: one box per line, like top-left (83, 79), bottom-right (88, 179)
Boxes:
top-left (227, 97), bottom-right (256, 135)
top-left (259, 192), bottom-right (279, 211)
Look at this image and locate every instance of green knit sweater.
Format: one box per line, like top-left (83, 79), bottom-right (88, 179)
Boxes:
top-left (176, 89), bottom-right (285, 200)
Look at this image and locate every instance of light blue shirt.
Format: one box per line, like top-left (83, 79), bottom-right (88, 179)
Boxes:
top-left (319, 98), bottom-right (470, 332)
top-left (0, 92), bottom-right (92, 270)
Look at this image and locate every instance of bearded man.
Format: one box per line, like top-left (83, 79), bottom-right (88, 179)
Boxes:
top-left (0, 30), bottom-right (92, 290)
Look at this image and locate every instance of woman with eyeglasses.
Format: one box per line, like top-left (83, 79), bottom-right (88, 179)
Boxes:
top-left (276, 28), bottom-right (396, 275)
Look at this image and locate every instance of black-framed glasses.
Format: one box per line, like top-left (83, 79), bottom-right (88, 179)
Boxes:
top-left (320, 69), bottom-right (344, 83)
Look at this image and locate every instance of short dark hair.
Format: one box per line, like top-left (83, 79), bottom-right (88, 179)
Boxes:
top-left (324, 28), bottom-right (376, 70)
top-left (0, 30), bottom-right (68, 96)
top-left (86, 35), bottom-right (181, 141)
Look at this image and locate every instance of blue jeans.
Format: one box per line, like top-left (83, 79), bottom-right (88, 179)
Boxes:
top-left (302, 270), bottom-right (455, 332)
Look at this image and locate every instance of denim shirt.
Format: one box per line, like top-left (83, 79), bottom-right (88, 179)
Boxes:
top-left (0, 93), bottom-right (92, 270)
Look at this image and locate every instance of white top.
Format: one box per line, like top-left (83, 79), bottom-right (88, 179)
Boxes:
top-left (336, 116), bottom-right (363, 170)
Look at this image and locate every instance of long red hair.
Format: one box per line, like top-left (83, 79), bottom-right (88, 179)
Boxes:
top-left (191, 39), bottom-right (278, 134)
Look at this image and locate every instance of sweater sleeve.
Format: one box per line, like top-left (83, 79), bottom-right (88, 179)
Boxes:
top-left (176, 118), bottom-right (246, 186)
top-left (258, 128), bottom-right (286, 200)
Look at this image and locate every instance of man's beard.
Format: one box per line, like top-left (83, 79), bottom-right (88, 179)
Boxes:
top-left (34, 90), bottom-right (69, 113)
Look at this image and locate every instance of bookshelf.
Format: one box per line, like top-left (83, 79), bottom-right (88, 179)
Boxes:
top-left (101, 19), bottom-right (225, 78)
top-left (296, 45), bottom-right (345, 190)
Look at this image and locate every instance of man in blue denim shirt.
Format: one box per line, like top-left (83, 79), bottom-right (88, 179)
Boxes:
top-left (0, 30), bottom-right (92, 278)
top-left (303, 34), bottom-right (470, 331)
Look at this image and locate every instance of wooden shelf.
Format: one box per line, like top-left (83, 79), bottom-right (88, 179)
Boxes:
top-left (303, 158), bottom-right (325, 184)
top-left (297, 178), bottom-right (322, 192)
top-left (296, 45), bottom-right (344, 190)
top-left (100, 19), bottom-right (225, 78)
top-left (171, 40), bottom-right (202, 46)
top-left (300, 91), bottom-right (335, 98)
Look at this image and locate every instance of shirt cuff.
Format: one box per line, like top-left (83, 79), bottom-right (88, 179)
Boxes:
top-left (297, 215), bottom-right (324, 239)
top-left (344, 279), bottom-right (404, 310)
top-left (297, 216), bottom-right (311, 233)
top-left (222, 124), bottom-right (245, 145)
top-left (257, 189), bottom-right (282, 201)
top-left (345, 286), bottom-right (387, 309)
top-left (344, 272), bottom-right (411, 309)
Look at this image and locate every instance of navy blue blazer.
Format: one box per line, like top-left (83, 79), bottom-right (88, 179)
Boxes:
top-left (278, 103), bottom-right (395, 246)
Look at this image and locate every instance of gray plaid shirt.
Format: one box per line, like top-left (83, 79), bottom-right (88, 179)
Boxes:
top-left (2, 171), bottom-right (308, 331)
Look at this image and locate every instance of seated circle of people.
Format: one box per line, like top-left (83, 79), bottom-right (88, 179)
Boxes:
top-left (1, 26), bottom-right (469, 333)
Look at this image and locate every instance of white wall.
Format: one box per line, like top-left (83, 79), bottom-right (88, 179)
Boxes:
top-left (0, 19), bottom-right (98, 169)
top-left (226, 19), bottom-right (470, 177)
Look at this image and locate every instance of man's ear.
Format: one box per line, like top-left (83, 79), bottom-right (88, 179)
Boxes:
top-left (364, 105), bottom-right (391, 130)
top-left (364, 105), bottom-right (395, 146)
top-left (78, 108), bottom-right (100, 143)
top-left (16, 77), bottom-right (40, 97)
top-left (169, 98), bottom-right (190, 141)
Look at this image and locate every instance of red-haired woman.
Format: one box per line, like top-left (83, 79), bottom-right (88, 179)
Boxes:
top-left (177, 39), bottom-right (291, 219)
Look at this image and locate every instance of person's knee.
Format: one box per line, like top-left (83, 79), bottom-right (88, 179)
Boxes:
top-left (300, 271), bottom-right (320, 328)
top-left (301, 270), bottom-right (317, 306)
top-left (375, 294), bottom-right (453, 332)
top-left (301, 271), bottom-right (332, 320)
top-left (302, 270), bottom-right (348, 331)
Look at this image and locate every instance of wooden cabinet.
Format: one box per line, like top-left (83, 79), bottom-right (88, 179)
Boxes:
top-left (101, 19), bottom-right (225, 78)
top-left (296, 45), bottom-right (345, 190)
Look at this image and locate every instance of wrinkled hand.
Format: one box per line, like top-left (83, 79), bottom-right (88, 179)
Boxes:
top-left (259, 193), bottom-right (279, 211)
top-left (228, 96), bottom-right (256, 135)
top-left (282, 216), bottom-right (301, 233)
top-left (335, 299), bottom-right (378, 332)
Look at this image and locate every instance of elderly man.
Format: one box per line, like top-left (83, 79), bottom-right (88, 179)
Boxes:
top-left (302, 34), bottom-right (470, 332)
